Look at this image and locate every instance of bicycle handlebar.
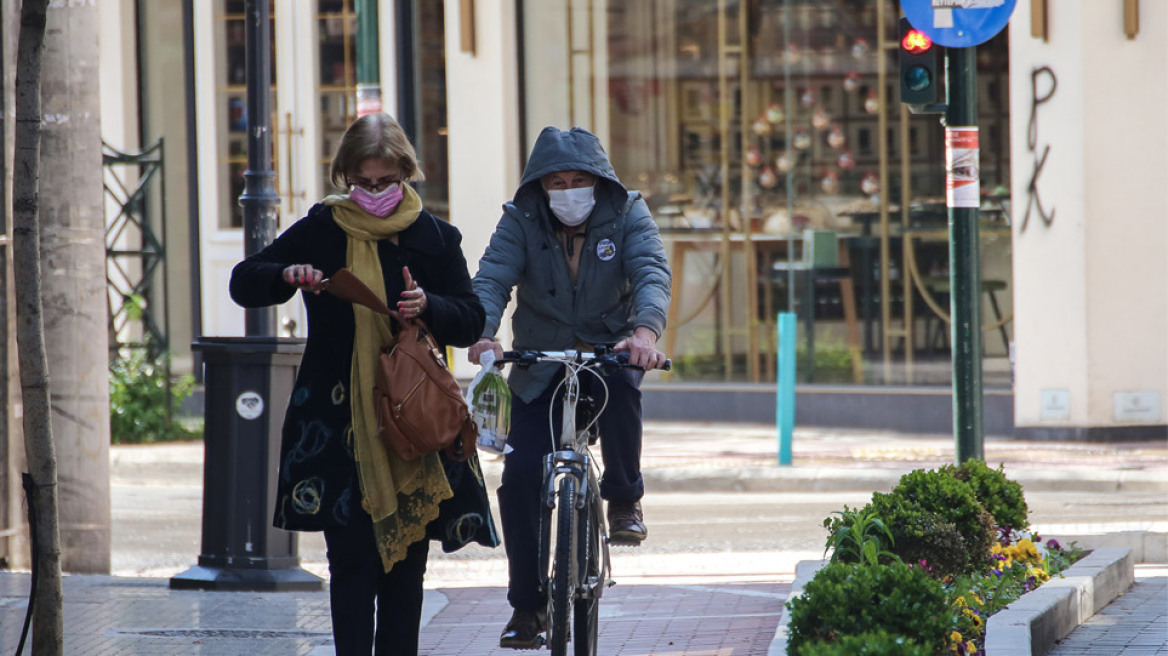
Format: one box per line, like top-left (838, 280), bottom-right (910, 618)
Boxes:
top-left (496, 347), bottom-right (671, 372)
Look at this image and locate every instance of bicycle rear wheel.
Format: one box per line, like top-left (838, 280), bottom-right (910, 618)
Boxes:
top-left (572, 489), bottom-right (602, 656)
top-left (548, 476), bottom-right (578, 656)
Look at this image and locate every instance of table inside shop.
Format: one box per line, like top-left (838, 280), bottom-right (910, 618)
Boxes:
top-left (661, 230), bottom-right (863, 383)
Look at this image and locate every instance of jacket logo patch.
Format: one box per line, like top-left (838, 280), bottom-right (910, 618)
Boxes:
top-left (596, 238), bottom-right (616, 262)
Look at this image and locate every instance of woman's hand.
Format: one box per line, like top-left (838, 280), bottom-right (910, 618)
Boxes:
top-left (397, 266), bottom-right (428, 319)
top-left (282, 264), bottom-right (326, 293)
top-left (614, 326), bottom-right (667, 370)
top-left (468, 337), bottom-right (503, 365)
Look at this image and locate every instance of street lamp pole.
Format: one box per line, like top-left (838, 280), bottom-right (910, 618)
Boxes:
top-left (171, 0), bottom-right (321, 592)
top-left (240, 0), bottom-right (278, 337)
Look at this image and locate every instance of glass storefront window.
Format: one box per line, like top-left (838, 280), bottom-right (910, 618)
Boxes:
top-left (525, 0), bottom-right (1012, 387)
top-left (318, 0), bottom-right (358, 194)
top-left (215, 0), bottom-right (277, 229)
top-left (410, 1), bottom-right (451, 218)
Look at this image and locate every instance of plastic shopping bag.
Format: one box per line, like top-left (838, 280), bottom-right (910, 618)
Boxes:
top-left (466, 351), bottom-right (512, 456)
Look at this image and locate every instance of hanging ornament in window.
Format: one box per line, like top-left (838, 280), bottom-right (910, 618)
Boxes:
top-left (798, 6), bottom-right (814, 30)
top-left (812, 105), bottom-right (830, 130)
top-left (792, 129), bottom-right (812, 150)
top-left (785, 43), bottom-right (801, 66)
top-left (843, 72), bottom-right (862, 93)
top-left (820, 47), bottom-right (838, 71)
top-left (766, 102), bottom-right (785, 124)
top-left (776, 150), bottom-right (793, 173)
top-left (821, 170), bottom-right (840, 194)
top-left (819, 6), bottom-right (835, 28)
top-left (758, 166), bottom-right (779, 189)
top-left (864, 91), bottom-right (880, 115)
top-left (837, 149), bottom-right (856, 170)
top-left (851, 37), bottom-right (870, 60)
top-left (745, 145), bottom-right (763, 167)
top-left (827, 124), bottom-right (847, 149)
top-left (800, 88), bottom-right (815, 109)
top-left (751, 115), bottom-right (772, 136)
top-left (861, 171), bottom-right (880, 196)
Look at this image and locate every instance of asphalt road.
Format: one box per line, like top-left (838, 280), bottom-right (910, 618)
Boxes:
top-left (110, 443), bottom-right (1166, 586)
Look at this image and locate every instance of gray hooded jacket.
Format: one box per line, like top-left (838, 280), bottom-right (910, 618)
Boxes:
top-left (473, 127), bottom-right (672, 402)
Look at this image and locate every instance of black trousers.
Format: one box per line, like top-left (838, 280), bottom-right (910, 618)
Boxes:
top-left (498, 368), bottom-right (644, 611)
top-left (323, 505), bottom-right (430, 655)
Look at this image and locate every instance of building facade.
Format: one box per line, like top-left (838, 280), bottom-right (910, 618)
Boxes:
top-left (84, 0), bottom-right (1168, 439)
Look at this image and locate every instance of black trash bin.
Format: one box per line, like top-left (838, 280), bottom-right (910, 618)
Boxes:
top-left (170, 336), bottom-right (324, 591)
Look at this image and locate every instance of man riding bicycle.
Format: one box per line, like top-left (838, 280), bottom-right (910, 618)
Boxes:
top-left (469, 126), bottom-right (671, 649)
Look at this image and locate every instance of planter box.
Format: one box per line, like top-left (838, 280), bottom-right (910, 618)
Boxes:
top-left (770, 548), bottom-right (1133, 656)
top-left (985, 547), bottom-right (1134, 656)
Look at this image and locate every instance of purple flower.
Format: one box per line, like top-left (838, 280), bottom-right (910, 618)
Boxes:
top-left (991, 569), bottom-right (1002, 578)
top-left (1046, 538), bottom-right (1061, 550)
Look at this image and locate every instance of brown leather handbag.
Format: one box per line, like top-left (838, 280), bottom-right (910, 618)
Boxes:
top-left (323, 268), bottom-right (475, 462)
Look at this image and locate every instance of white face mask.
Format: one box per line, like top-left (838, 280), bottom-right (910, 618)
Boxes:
top-left (547, 185), bottom-right (596, 227)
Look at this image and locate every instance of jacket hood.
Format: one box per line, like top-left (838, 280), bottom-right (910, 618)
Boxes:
top-left (514, 127), bottom-right (626, 206)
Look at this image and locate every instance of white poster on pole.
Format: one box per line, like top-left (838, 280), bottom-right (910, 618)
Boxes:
top-left (946, 126), bottom-right (980, 208)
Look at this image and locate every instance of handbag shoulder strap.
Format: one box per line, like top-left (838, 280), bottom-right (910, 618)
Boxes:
top-left (323, 268), bottom-right (395, 317)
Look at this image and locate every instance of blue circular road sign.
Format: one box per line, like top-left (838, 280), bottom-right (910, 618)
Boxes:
top-left (901, 0), bottom-right (1017, 48)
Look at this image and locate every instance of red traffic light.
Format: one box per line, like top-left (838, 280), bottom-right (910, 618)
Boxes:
top-left (901, 29), bottom-right (933, 55)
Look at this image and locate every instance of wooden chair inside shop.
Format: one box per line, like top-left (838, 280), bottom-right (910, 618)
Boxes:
top-left (920, 277), bottom-right (1012, 356)
top-left (764, 229), bottom-right (864, 383)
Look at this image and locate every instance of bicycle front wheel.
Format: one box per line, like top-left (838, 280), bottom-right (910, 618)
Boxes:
top-left (572, 489), bottom-right (602, 656)
top-left (548, 476), bottom-right (578, 656)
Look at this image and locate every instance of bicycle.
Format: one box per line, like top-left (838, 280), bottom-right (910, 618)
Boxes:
top-left (495, 346), bottom-right (670, 656)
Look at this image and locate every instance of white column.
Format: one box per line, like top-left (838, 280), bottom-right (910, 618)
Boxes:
top-left (1009, 2), bottom-right (1168, 437)
top-left (444, 0), bottom-right (523, 377)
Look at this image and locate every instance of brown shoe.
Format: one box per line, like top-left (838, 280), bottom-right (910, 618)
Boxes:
top-left (499, 608), bottom-right (547, 649)
top-left (607, 500), bottom-right (647, 545)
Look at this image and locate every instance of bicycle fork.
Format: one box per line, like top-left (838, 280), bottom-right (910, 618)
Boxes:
top-left (539, 452), bottom-right (586, 593)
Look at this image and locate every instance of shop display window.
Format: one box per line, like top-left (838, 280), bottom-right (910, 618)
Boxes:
top-left (525, 0), bottom-right (1012, 386)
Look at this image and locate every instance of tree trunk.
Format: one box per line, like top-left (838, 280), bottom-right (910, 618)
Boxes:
top-left (39, 0), bottom-right (110, 573)
top-left (12, 0), bottom-right (64, 652)
top-left (0, 0), bottom-right (29, 574)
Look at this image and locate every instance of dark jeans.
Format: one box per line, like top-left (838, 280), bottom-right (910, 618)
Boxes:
top-left (498, 368), bottom-right (644, 611)
top-left (323, 505), bottom-right (429, 655)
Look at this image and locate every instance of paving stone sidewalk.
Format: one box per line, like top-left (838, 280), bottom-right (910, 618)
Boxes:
top-left (0, 573), bottom-right (790, 655)
top-left (0, 422), bottom-right (1164, 654)
top-left (1048, 575), bottom-right (1168, 655)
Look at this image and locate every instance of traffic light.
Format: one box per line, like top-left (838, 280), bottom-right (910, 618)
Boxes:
top-left (899, 17), bottom-right (938, 107)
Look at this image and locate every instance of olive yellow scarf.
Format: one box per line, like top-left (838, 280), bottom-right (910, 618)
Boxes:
top-left (325, 185), bottom-right (453, 571)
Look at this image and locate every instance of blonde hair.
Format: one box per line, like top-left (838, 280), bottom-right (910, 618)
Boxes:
top-left (329, 113), bottom-right (425, 189)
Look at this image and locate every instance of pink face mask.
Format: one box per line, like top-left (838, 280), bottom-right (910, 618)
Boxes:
top-left (350, 183), bottom-right (403, 217)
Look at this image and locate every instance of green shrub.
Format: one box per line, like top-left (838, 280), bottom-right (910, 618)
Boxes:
top-left (866, 496), bottom-right (968, 578)
top-left (110, 350), bottom-right (199, 444)
top-left (878, 469), bottom-right (995, 577)
top-left (785, 561), bottom-right (950, 655)
top-left (799, 631), bottom-right (930, 656)
top-left (940, 460), bottom-right (1029, 532)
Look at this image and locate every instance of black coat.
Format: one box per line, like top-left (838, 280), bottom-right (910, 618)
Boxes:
top-left (230, 203), bottom-right (494, 550)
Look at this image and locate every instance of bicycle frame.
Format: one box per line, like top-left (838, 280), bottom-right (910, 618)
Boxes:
top-left (498, 349), bottom-right (618, 656)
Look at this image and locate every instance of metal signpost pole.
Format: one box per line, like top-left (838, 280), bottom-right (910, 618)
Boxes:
top-left (946, 46), bottom-right (984, 463)
top-left (356, 0), bottom-right (382, 116)
top-left (901, 0), bottom-right (1018, 463)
